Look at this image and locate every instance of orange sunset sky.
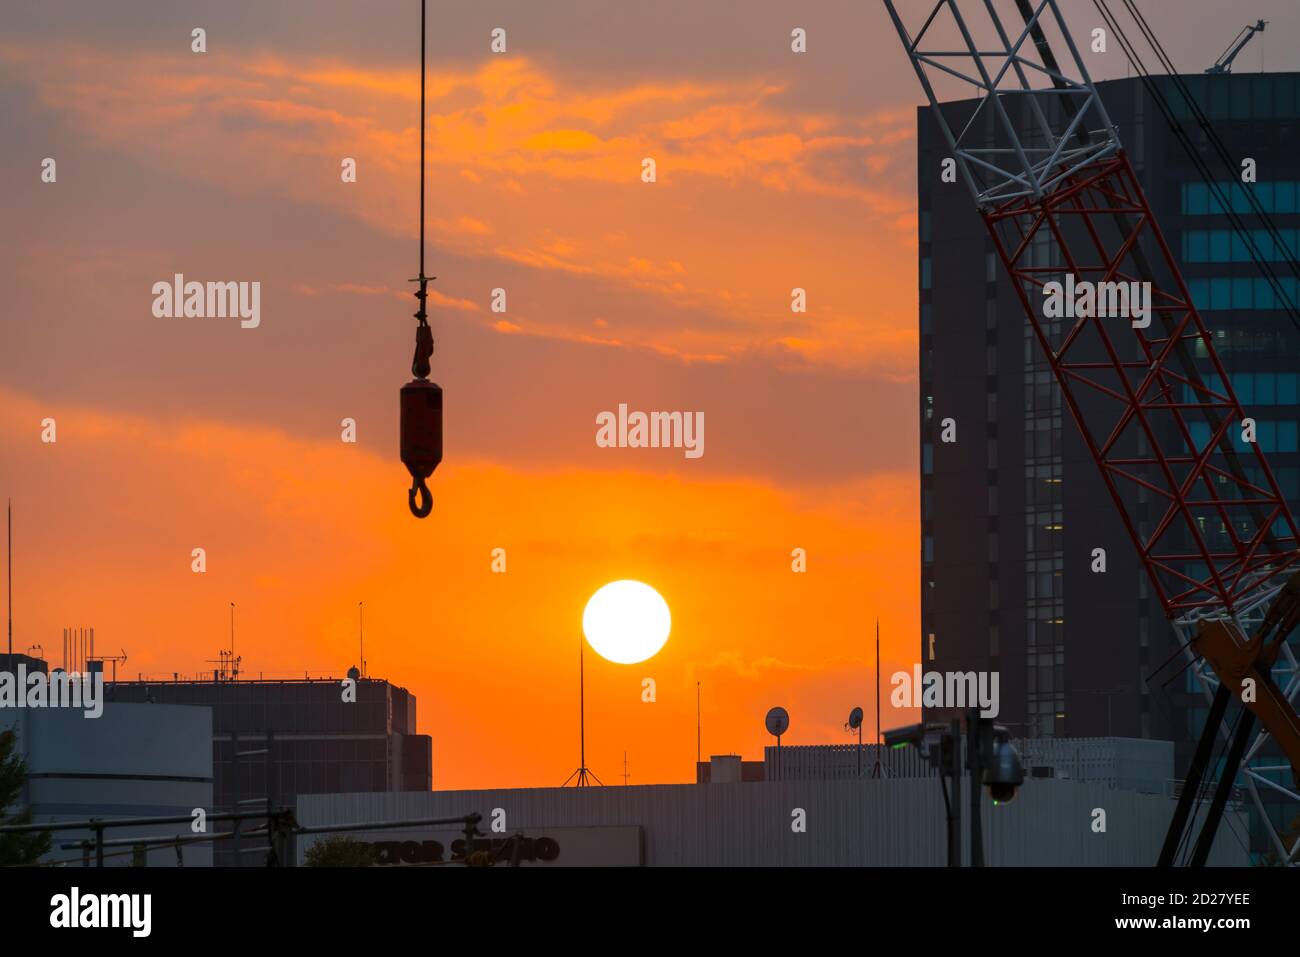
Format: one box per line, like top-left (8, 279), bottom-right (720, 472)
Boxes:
top-left (3, 1), bottom-right (1296, 789)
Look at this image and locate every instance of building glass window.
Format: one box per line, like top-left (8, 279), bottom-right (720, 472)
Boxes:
top-left (1188, 276), bottom-right (1300, 312)
top-left (1182, 181), bottom-right (1300, 216)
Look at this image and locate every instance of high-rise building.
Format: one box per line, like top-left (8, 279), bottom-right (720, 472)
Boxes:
top-left (109, 674), bottom-right (432, 866)
top-left (918, 72), bottom-right (1300, 801)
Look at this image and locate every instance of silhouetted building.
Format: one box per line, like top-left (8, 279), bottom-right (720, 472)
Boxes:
top-left (109, 675), bottom-right (431, 866)
top-left (1, 695), bottom-right (213, 867)
top-left (0, 653), bottom-right (48, 675)
top-left (919, 71), bottom-right (1300, 857)
top-left (920, 72), bottom-right (1300, 735)
top-left (295, 773), bottom-right (1246, 866)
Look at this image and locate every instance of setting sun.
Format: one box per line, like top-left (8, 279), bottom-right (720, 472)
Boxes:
top-left (582, 580), bottom-right (672, 664)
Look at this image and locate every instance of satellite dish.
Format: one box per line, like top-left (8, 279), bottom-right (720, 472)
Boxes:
top-left (765, 706), bottom-right (790, 737)
top-left (848, 706), bottom-right (864, 730)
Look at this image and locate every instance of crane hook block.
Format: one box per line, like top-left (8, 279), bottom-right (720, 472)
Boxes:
top-left (401, 378), bottom-right (443, 518)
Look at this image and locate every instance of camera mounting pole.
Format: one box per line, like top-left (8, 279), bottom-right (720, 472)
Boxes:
top-left (967, 710), bottom-right (984, 867)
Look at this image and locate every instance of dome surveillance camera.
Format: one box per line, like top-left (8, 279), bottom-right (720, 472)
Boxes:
top-left (984, 735), bottom-right (1024, 804)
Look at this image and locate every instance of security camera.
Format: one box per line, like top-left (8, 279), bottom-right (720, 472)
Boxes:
top-left (984, 732), bottom-right (1024, 804)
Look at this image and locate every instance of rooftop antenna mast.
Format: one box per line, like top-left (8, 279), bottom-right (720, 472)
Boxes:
top-left (6, 499), bottom-right (11, 660)
top-left (207, 603), bottom-right (240, 681)
top-left (847, 706), bottom-right (864, 775)
top-left (562, 630), bottom-right (602, 787)
top-left (872, 617), bottom-right (888, 778)
top-left (764, 707), bottom-right (789, 782)
top-left (230, 602), bottom-right (238, 680)
top-left (696, 680), bottom-right (701, 764)
top-left (399, 0), bottom-right (444, 518)
top-left (90, 649), bottom-right (128, 684)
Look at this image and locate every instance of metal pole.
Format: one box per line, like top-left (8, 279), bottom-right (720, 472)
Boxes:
top-left (968, 710), bottom-right (984, 867)
top-left (871, 622), bottom-right (887, 778)
top-left (94, 823), bottom-right (104, 868)
top-left (579, 632), bottom-right (585, 782)
top-left (872, 618), bottom-right (883, 777)
top-left (266, 728), bottom-right (276, 866)
top-left (1160, 683), bottom-right (1231, 867)
top-left (359, 601), bottom-right (364, 677)
top-left (6, 500), bottom-right (10, 659)
top-left (461, 815), bottom-right (475, 864)
top-left (1190, 709), bottom-right (1256, 867)
top-left (949, 717), bottom-right (962, 867)
top-left (0, 809), bottom-right (300, 835)
top-left (232, 729), bottom-right (241, 866)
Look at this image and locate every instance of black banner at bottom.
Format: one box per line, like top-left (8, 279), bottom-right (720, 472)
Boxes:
top-left (2, 865), bottom-right (1284, 943)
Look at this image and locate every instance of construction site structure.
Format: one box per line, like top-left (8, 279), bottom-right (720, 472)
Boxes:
top-left (884, 0), bottom-right (1300, 865)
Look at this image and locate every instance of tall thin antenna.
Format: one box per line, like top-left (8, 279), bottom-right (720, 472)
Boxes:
top-left (230, 602), bottom-right (236, 680)
top-left (871, 617), bottom-right (888, 778)
top-left (696, 680), bottom-right (701, 764)
top-left (6, 499), bottom-right (11, 659)
top-left (580, 635), bottom-right (585, 772)
top-left (358, 601), bottom-right (364, 678)
top-left (623, 750), bottom-right (630, 786)
top-left (563, 631), bottom-right (601, 786)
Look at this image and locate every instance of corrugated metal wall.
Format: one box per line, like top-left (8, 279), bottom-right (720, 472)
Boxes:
top-left (764, 738), bottom-right (1174, 794)
top-left (1016, 737), bottom-right (1173, 793)
top-left (296, 777), bottom-right (1248, 866)
top-left (763, 743), bottom-right (936, 780)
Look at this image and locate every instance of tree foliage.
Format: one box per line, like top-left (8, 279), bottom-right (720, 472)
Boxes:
top-left (303, 835), bottom-right (377, 867)
top-left (0, 728), bottom-right (52, 866)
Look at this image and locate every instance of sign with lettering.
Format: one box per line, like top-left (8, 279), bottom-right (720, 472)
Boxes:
top-left (301, 824), bottom-right (643, 867)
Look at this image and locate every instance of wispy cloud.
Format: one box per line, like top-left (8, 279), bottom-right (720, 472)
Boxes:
top-left (1, 41), bottom-right (918, 375)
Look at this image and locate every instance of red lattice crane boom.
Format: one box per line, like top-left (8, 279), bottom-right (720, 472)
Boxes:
top-left (883, 0), bottom-right (1300, 865)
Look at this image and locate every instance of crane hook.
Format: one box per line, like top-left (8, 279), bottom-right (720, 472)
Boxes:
top-left (408, 476), bottom-right (433, 518)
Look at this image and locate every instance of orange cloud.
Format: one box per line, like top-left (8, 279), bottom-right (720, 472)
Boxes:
top-left (1, 42), bottom-right (919, 377)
